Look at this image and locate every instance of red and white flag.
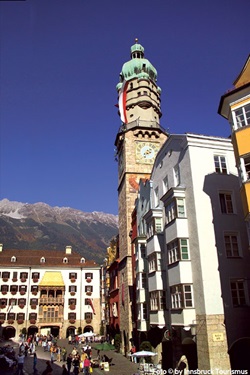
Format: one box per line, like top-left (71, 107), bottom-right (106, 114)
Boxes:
top-left (87, 298), bottom-right (96, 315)
top-left (118, 80), bottom-right (128, 124)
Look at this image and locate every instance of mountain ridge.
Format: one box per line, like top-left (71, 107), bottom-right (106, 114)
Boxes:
top-left (0, 199), bottom-right (118, 264)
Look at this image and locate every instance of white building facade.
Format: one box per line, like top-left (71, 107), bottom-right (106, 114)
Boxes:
top-left (0, 245), bottom-right (101, 340)
top-left (135, 133), bottom-right (250, 370)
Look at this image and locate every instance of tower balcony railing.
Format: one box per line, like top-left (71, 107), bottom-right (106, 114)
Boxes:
top-left (39, 297), bottom-right (64, 304)
top-left (118, 119), bottom-right (166, 134)
top-left (38, 317), bottom-right (64, 323)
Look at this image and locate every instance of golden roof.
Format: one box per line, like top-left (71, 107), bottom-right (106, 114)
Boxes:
top-left (39, 271), bottom-right (65, 286)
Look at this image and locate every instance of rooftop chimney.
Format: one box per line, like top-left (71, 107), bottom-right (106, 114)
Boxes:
top-left (0, 244), bottom-right (3, 252)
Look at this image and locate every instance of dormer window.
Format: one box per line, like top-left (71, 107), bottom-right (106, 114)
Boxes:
top-left (63, 257), bottom-right (68, 263)
top-left (40, 257), bottom-right (45, 263)
top-left (11, 256), bottom-right (16, 262)
top-left (80, 257), bottom-right (85, 264)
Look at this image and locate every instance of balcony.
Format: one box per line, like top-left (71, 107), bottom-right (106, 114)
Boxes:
top-left (40, 297), bottom-right (64, 304)
top-left (38, 317), bottom-right (64, 323)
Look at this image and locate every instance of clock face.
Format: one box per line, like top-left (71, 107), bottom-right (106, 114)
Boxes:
top-left (136, 142), bottom-right (159, 164)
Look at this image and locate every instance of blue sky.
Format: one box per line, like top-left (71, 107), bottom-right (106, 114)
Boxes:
top-left (0, 0), bottom-right (249, 215)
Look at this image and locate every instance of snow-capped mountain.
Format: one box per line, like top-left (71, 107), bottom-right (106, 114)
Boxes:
top-left (0, 199), bottom-right (118, 263)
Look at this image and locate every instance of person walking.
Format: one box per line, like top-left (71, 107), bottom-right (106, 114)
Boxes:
top-left (33, 352), bottom-right (38, 374)
top-left (72, 354), bottom-right (80, 375)
top-left (83, 356), bottom-right (91, 375)
top-left (62, 346), bottom-right (67, 362)
top-left (61, 364), bottom-right (68, 375)
top-left (42, 360), bottom-right (53, 375)
top-left (17, 353), bottom-right (25, 375)
top-left (66, 353), bottom-right (72, 374)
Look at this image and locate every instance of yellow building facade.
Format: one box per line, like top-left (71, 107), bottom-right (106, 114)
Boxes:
top-left (218, 54), bottom-right (250, 240)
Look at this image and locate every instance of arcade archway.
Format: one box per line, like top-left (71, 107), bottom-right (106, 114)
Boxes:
top-left (2, 326), bottom-right (15, 340)
top-left (28, 325), bottom-right (38, 338)
top-left (66, 326), bottom-right (76, 338)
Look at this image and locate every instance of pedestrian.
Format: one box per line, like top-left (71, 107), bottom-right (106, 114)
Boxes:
top-left (33, 352), bottom-right (38, 374)
top-left (66, 353), bottom-right (72, 374)
top-left (61, 364), bottom-right (68, 375)
top-left (83, 356), bottom-right (91, 375)
top-left (62, 346), bottom-right (67, 362)
top-left (17, 353), bottom-right (25, 375)
top-left (72, 354), bottom-right (80, 375)
top-left (57, 346), bottom-right (61, 362)
top-left (42, 360), bottom-right (53, 375)
top-left (19, 342), bottom-right (25, 356)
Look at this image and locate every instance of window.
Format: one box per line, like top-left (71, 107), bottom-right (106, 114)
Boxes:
top-left (32, 272), bottom-right (40, 280)
top-left (31, 286), bottom-right (38, 294)
top-left (230, 280), bottom-right (247, 307)
top-left (10, 285), bottom-right (18, 294)
top-left (159, 291), bottom-right (166, 310)
top-left (141, 273), bottom-right (147, 289)
top-left (167, 238), bottom-right (189, 264)
top-left (148, 253), bottom-right (156, 272)
top-left (29, 313), bottom-right (37, 320)
top-left (30, 299), bottom-right (38, 306)
top-left (171, 284), bottom-right (193, 309)
top-left (2, 272), bottom-right (10, 280)
top-left (1, 285), bottom-right (9, 293)
top-left (219, 192), bottom-right (234, 214)
top-left (177, 198), bottom-right (185, 217)
top-left (149, 291), bottom-right (166, 311)
top-left (239, 154), bottom-right (250, 182)
top-left (148, 252), bottom-right (161, 273)
top-left (85, 273), bottom-right (93, 280)
top-left (20, 272), bottom-right (28, 281)
top-left (233, 103), bottom-right (250, 129)
top-left (40, 257), bottom-right (45, 263)
top-left (11, 256), bottom-right (16, 262)
top-left (163, 176), bottom-right (169, 194)
top-left (69, 285), bottom-right (77, 293)
top-left (18, 298), bottom-right (26, 306)
top-left (140, 244), bottom-right (146, 258)
top-left (150, 291), bottom-right (158, 310)
top-left (17, 313), bottom-right (25, 321)
top-left (0, 313), bottom-right (6, 321)
top-left (19, 285), bottom-right (27, 293)
top-left (69, 272), bottom-right (77, 280)
top-left (0, 299), bottom-right (7, 308)
top-left (63, 257), bottom-right (68, 263)
top-left (154, 187), bottom-right (159, 207)
top-left (68, 312), bottom-right (76, 321)
top-left (7, 312), bottom-right (15, 321)
top-left (184, 285), bottom-right (193, 307)
top-left (69, 298), bottom-right (76, 306)
top-left (224, 233), bottom-right (240, 257)
top-left (84, 312), bottom-right (93, 320)
top-left (165, 198), bottom-right (186, 224)
top-left (85, 286), bottom-right (93, 293)
top-left (80, 257), bottom-right (85, 263)
top-left (174, 165), bottom-right (180, 186)
top-left (9, 298), bottom-right (17, 306)
top-left (154, 218), bottom-right (162, 233)
top-left (142, 303), bottom-right (147, 319)
top-left (214, 155), bottom-right (227, 174)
